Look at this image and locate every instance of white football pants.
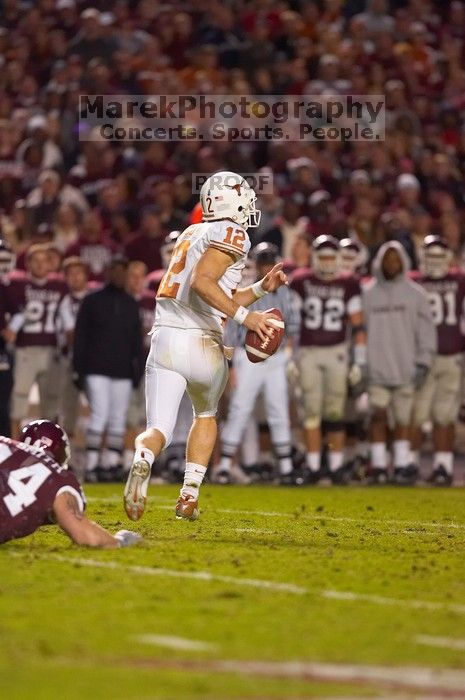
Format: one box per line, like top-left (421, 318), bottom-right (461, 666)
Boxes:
top-left (145, 326), bottom-right (228, 446)
top-left (221, 348), bottom-right (291, 449)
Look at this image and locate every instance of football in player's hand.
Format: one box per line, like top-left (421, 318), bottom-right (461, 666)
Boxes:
top-left (245, 308), bottom-right (285, 363)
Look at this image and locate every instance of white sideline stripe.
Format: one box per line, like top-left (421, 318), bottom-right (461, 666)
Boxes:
top-left (22, 553), bottom-right (465, 615)
top-left (415, 635), bottom-right (465, 651)
top-left (215, 659), bottom-right (465, 693)
top-left (209, 506), bottom-right (465, 531)
top-left (322, 590), bottom-right (465, 615)
top-left (135, 634), bottom-right (217, 652)
top-left (86, 498), bottom-right (465, 531)
top-left (44, 555), bottom-right (307, 595)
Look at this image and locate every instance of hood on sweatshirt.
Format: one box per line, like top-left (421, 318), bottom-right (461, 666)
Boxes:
top-left (371, 240), bottom-right (411, 282)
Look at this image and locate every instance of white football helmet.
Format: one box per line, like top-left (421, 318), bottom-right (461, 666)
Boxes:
top-left (339, 238), bottom-right (362, 274)
top-left (312, 234), bottom-right (340, 280)
top-left (200, 171), bottom-right (261, 229)
top-left (423, 234), bottom-right (452, 279)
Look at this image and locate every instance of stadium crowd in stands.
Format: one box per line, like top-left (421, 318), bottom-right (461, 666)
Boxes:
top-left (1, 0), bottom-right (465, 485)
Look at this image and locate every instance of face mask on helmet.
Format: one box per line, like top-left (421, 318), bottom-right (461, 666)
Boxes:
top-left (313, 250), bottom-right (339, 279)
top-left (339, 251), bottom-right (358, 274)
top-left (423, 246), bottom-right (451, 279)
top-left (312, 236), bottom-right (340, 280)
top-left (200, 171), bottom-right (261, 229)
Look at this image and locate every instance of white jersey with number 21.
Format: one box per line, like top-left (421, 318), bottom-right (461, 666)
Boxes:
top-left (154, 220), bottom-right (251, 335)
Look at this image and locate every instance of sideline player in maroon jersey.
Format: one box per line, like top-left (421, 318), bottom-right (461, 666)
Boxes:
top-left (290, 235), bottom-right (367, 483)
top-left (2, 244), bottom-right (67, 438)
top-left (56, 257), bottom-right (90, 436)
top-left (410, 236), bottom-right (464, 485)
top-left (0, 420), bottom-right (141, 547)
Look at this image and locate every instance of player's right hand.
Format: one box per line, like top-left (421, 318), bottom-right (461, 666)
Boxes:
top-left (244, 311), bottom-right (278, 343)
top-left (114, 529), bottom-right (143, 547)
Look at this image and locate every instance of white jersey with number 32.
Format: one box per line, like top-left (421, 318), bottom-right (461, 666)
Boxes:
top-left (154, 220), bottom-right (251, 335)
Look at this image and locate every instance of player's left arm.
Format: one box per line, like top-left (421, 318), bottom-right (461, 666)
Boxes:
top-left (191, 247), bottom-right (281, 341)
top-left (53, 492), bottom-right (141, 548)
top-left (234, 262), bottom-right (288, 308)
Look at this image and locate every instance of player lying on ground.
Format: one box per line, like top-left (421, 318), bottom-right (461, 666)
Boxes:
top-left (124, 171), bottom-right (288, 522)
top-left (0, 420), bottom-right (141, 547)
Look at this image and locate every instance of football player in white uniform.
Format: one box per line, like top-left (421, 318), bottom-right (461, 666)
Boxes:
top-left (124, 171), bottom-right (288, 521)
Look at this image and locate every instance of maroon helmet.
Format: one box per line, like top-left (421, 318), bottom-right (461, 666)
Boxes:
top-left (339, 237), bottom-right (361, 274)
top-left (20, 420), bottom-right (71, 468)
top-left (0, 239), bottom-right (16, 275)
top-left (312, 234), bottom-right (339, 280)
top-left (423, 234), bottom-right (451, 279)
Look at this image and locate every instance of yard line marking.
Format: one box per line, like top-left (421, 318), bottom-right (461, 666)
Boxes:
top-left (85, 498), bottom-right (465, 531)
top-left (322, 590), bottom-right (465, 615)
top-left (207, 506), bottom-right (465, 531)
top-left (414, 635), bottom-right (465, 651)
top-left (134, 634), bottom-right (217, 652)
top-left (13, 552), bottom-right (465, 615)
top-left (49, 653), bottom-right (465, 696)
top-left (42, 555), bottom-right (307, 595)
top-left (234, 528), bottom-right (272, 534)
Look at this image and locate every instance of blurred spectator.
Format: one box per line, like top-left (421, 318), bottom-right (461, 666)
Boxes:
top-left (65, 210), bottom-right (116, 281)
top-left (73, 257), bottom-right (142, 481)
top-left (56, 256), bottom-right (89, 436)
top-left (124, 206), bottom-right (164, 272)
top-left (262, 196), bottom-right (309, 259)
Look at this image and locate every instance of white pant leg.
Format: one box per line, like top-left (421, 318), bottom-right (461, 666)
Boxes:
top-left (172, 392), bottom-right (193, 444)
top-left (146, 366), bottom-right (187, 446)
top-left (222, 349), bottom-right (264, 447)
top-left (147, 326), bottom-right (227, 420)
top-left (240, 418), bottom-right (260, 466)
top-left (86, 375), bottom-right (111, 433)
top-left (263, 351), bottom-right (291, 446)
top-left (107, 378), bottom-right (133, 435)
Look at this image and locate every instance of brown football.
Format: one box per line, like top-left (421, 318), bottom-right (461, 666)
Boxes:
top-left (245, 307), bottom-right (285, 363)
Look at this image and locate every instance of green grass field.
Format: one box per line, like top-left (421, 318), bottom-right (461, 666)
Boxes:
top-left (1, 484), bottom-right (465, 699)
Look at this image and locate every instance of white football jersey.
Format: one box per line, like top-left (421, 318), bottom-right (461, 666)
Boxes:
top-left (154, 220), bottom-right (251, 335)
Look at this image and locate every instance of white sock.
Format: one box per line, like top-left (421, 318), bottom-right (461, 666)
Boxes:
top-left (371, 442), bottom-right (387, 469)
top-left (393, 439), bottom-right (410, 468)
top-left (278, 457), bottom-right (293, 475)
top-left (134, 446), bottom-right (155, 468)
top-left (181, 462), bottom-right (207, 499)
top-left (218, 455), bottom-right (233, 472)
top-left (433, 451), bottom-right (453, 474)
top-left (86, 450), bottom-right (99, 473)
top-left (345, 443), bottom-right (357, 463)
top-left (328, 451), bottom-right (344, 472)
top-left (306, 452), bottom-right (321, 472)
top-left (357, 441), bottom-right (369, 459)
top-left (410, 450), bottom-right (419, 465)
top-left (123, 449), bottom-right (133, 472)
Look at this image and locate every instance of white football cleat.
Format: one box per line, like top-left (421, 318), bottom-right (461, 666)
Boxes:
top-left (123, 459), bottom-right (152, 521)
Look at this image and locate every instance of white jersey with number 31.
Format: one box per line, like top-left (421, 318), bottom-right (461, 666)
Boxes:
top-left (154, 220), bottom-right (251, 335)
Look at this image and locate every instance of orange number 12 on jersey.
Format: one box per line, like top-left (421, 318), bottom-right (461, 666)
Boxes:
top-left (157, 239), bottom-right (190, 299)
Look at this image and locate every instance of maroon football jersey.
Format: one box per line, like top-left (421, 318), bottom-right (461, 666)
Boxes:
top-left (3, 273), bottom-right (67, 348)
top-left (410, 270), bottom-right (465, 355)
top-left (138, 291), bottom-right (156, 354)
top-left (65, 238), bottom-right (118, 282)
top-left (0, 436), bottom-right (85, 544)
top-left (290, 270), bottom-right (362, 347)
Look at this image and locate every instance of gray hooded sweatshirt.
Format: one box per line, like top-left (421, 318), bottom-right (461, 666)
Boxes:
top-left (363, 240), bottom-right (437, 386)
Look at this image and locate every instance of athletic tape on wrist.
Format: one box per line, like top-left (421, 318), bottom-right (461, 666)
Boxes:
top-left (251, 280), bottom-right (267, 299)
top-left (233, 305), bottom-right (249, 324)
